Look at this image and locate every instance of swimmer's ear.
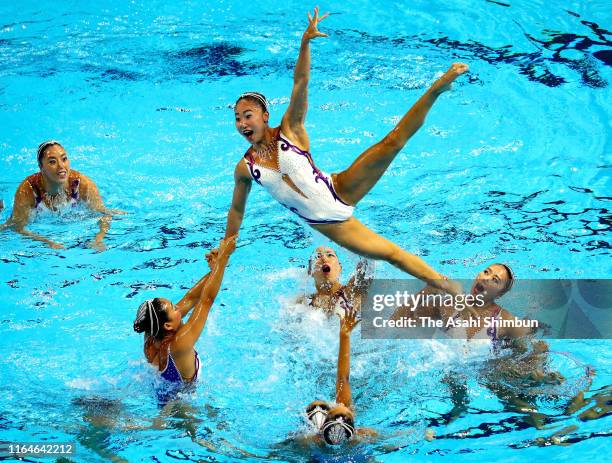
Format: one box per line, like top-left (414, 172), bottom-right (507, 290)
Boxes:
top-left (163, 321), bottom-right (173, 332)
top-left (263, 112), bottom-right (269, 124)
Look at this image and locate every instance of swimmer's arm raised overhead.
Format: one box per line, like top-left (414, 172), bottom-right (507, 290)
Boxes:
top-left (79, 174), bottom-right (126, 252)
top-left (336, 308), bottom-right (359, 409)
top-left (4, 180), bottom-right (64, 249)
top-left (224, 160), bottom-right (252, 238)
top-left (173, 235), bottom-right (236, 350)
top-left (280, 7), bottom-right (329, 145)
top-left (175, 248), bottom-right (219, 317)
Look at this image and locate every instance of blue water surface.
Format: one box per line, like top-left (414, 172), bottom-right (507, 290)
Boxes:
top-left (0, 0), bottom-right (610, 461)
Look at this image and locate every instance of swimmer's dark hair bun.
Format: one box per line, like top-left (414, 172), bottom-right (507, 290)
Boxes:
top-left (133, 300), bottom-right (153, 334)
top-left (133, 319), bottom-right (147, 333)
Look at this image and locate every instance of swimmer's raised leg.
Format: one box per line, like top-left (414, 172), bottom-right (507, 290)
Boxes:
top-left (333, 63), bottom-right (469, 205)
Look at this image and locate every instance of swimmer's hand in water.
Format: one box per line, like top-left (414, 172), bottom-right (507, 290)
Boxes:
top-left (303, 7), bottom-right (329, 42)
top-left (107, 208), bottom-right (127, 215)
top-left (88, 238), bottom-right (107, 252)
top-left (340, 307), bottom-right (360, 335)
top-left (48, 240), bottom-right (65, 250)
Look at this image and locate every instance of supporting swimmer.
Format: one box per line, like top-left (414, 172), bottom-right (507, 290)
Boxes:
top-left (133, 236), bottom-right (236, 405)
top-left (300, 245), bottom-right (373, 317)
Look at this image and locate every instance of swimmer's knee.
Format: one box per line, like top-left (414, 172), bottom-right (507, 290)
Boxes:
top-left (381, 245), bottom-right (403, 267)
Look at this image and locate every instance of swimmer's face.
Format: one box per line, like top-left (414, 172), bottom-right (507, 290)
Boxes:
top-left (310, 246), bottom-right (342, 284)
top-left (159, 298), bottom-right (181, 332)
top-left (471, 264), bottom-right (512, 303)
top-left (40, 144), bottom-right (70, 184)
top-left (322, 404), bottom-right (355, 443)
top-left (234, 99), bottom-right (269, 145)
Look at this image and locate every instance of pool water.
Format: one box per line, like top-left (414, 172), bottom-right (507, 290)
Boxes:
top-left (0, 0), bottom-right (610, 461)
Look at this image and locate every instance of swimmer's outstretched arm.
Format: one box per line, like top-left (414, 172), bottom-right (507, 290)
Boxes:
top-left (80, 174), bottom-right (126, 252)
top-left (5, 180), bottom-right (64, 249)
top-left (224, 161), bottom-right (252, 238)
top-left (174, 235), bottom-right (236, 349)
top-left (280, 7), bottom-right (329, 142)
top-left (175, 248), bottom-right (219, 317)
top-left (336, 308), bottom-right (359, 408)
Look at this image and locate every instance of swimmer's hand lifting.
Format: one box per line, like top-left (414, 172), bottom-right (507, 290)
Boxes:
top-left (218, 234), bottom-right (237, 257)
top-left (205, 248), bottom-right (219, 269)
top-left (340, 307), bottom-right (360, 335)
top-left (303, 7), bottom-right (329, 42)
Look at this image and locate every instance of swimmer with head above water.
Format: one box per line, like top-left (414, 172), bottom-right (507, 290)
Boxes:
top-left (391, 264), bottom-right (593, 431)
top-left (1, 140), bottom-right (125, 251)
top-left (392, 263), bottom-right (533, 345)
top-left (299, 246), bottom-right (373, 318)
top-left (133, 236), bottom-right (236, 406)
top-left (225, 7), bottom-right (468, 296)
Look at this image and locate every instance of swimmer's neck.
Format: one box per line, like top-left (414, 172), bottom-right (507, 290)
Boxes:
top-left (41, 171), bottom-right (67, 195)
top-left (251, 127), bottom-right (275, 152)
top-left (315, 280), bottom-right (343, 296)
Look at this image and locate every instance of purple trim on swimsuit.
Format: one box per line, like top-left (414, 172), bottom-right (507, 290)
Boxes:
top-left (70, 178), bottom-right (80, 201)
top-left (487, 305), bottom-right (504, 353)
top-left (244, 153), bottom-right (262, 185)
top-left (486, 306), bottom-right (502, 342)
top-left (29, 174), bottom-right (80, 207)
top-left (281, 202), bottom-right (345, 224)
top-left (278, 135), bottom-right (351, 207)
top-left (244, 145), bottom-right (347, 225)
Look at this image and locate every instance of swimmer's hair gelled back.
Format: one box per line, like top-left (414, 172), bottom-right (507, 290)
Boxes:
top-left (133, 298), bottom-right (169, 340)
top-left (236, 92), bottom-right (269, 113)
top-left (494, 263), bottom-right (515, 294)
top-left (37, 140), bottom-right (62, 166)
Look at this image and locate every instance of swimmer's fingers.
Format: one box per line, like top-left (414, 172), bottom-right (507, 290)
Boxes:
top-left (304, 7), bottom-right (329, 40)
top-left (219, 234), bottom-right (237, 255)
top-left (341, 307), bottom-right (361, 332)
top-left (205, 248), bottom-right (219, 268)
top-left (109, 208), bottom-right (127, 215)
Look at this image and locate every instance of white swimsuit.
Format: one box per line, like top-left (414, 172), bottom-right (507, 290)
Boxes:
top-left (244, 130), bottom-right (354, 224)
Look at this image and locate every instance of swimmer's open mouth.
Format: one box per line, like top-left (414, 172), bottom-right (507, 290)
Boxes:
top-left (473, 283), bottom-right (485, 294)
top-left (322, 264), bottom-right (331, 274)
top-left (243, 130), bottom-right (254, 138)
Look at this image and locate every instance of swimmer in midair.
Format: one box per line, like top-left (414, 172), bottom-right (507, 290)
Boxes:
top-left (224, 7), bottom-right (468, 295)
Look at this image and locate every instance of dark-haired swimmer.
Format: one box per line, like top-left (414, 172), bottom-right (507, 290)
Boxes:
top-left (1, 141), bottom-right (125, 250)
top-left (133, 236), bottom-right (236, 405)
top-left (298, 246), bottom-right (373, 317)
top-left (299, 308), bottom-right (376, 446)
top-left (224, 7), bottom-right (468, 296)
top-left (391, 264), bottom-right (578, 430)
top-left (391, 263), bottom-right (532, 345)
